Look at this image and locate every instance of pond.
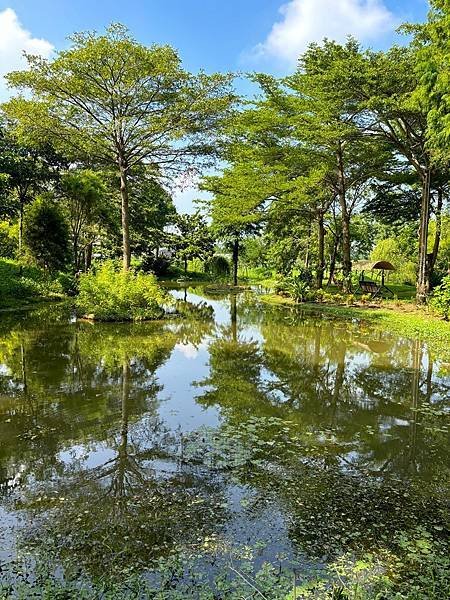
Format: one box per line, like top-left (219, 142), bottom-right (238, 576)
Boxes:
top-left (0, 287), bottom-right (449, 597)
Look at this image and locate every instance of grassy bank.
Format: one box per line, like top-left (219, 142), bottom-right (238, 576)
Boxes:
top-left (159, 264), bottom-right (212, 282)
top-left (0, 258), bottom-right (70, 310)
top-left (239, 268), bottom-right (417, 299)
top-left (261, 293), bottom-right (450, 363)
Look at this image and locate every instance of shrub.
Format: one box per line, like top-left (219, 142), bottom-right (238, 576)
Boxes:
top-left (345, 293), bottom-right (356, 306)
top-left (278, 275), bottom-right (311, 302)
top-left (205, 255), bottom-right (230, 278)
top-left (0, 221), bottom-right (18, 258)
top-left (76, 262), bottom-right (167, 321)
top-left (56, 271), bottom-right (78, 296)
top-left (0, 258), bottom-right (67, 306)
top-left (314, 288), bottom-right (325, 303)
top-left (294, 267), bottom-right (314, 285)
top-left (23, 196), bottom-right (70, 271)
top-left (430, 275), bottom-right (450, 320)
top-left (141, 253), bottom-right (171, 276)
top-left (246, 266), bottom-right (274, 280)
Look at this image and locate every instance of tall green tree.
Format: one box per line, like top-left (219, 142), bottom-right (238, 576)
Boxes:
top-left (60, 169), bottom-right (107, 271)
top-left (202, 163), bottom-right (266, 285)
top-left (215, 43), bottom-right (387, 290)
top-left (410, 0), bottom-right (450, 164)
top-left (0, 121), bottom-right (63, 252)
top-left (23, 195), bottom-right (70, 271)
top-left (357, 46), bottom-right (442, 301)
top-left (209, 74), bottom-right (329, 284)
top-left (3, 24), bottom-right (233, 270)
top-left (284, 40), bottom-right (388, 291)
top-left (171, 212), bottom-right (214, 275)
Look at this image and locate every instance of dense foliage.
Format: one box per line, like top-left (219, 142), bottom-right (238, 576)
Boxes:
top-left (76, 262), bottom-right (167, 321)
top-left (23, 196), bottom-right (70, 271)
top-left (205, 254), bottom-right (231, 278)
top-left (0, 258), bottom-right (69, 307)
top-left (0, 7), bottom-right (449, 299)
top-left (0, 221), bottom-right (18, 258)
top-left (431, 275), bottom-right (450, 319)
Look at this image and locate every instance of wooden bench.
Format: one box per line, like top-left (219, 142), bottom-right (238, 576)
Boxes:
top-left (358, 280), bottom-right (382, 298)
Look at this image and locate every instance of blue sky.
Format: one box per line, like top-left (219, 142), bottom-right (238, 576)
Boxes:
top-left (1, 0), bottom-right (429, 74)
top-left (0, 0), bottom-right (430, 210)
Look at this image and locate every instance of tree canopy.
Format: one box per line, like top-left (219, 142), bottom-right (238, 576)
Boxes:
top-left (3, 24), bottom-right (234, 270)
top-left (0, 10), bottom-right (449, 299)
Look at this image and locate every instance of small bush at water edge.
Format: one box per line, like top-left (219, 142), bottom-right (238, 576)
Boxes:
top-left (75, 262), bottom-right (167, 321)
top-left (431, 275), bottom-right (450, 320)
top-left (205, 254), bottom-right (230, 279)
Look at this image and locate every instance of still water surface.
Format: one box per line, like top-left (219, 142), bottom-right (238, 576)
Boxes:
top-left (0, 287), bottom-right (448, 586)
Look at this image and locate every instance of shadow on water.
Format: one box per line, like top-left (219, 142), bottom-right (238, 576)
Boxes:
top-left (0, 290), bottom-right (448, 589)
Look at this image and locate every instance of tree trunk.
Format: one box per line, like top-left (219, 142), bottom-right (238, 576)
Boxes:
top-left (85, 241), bottom-right (93, 272)
top-left (232, 237), bottom-right (239, 286)
top-left (341, 215), bottom-right (352, 291)
top-left (336, 143), bottom-right (351, 292)
top-left (316, 212), bottom-right (325, 289)
top-left (18, 195), bottom-right (25, 255)
top-left (304, 221), bottom-right (312, 269)
top-left (73, 234), bottom-right (79, 273)
top-left (327, 234), bottom-right (339, 287)
top-left (184, 257), bottom-right (188, 275)
top-left (416, 169), bottom-right (431, 304)
top-left (230, 294), bottom-right (237, 343)
top-left (428, 186), bottom-right (443, 284)
top-left (119, 157), bottom-right (131, 271)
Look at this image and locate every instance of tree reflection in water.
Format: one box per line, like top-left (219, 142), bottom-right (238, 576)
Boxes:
top-left (0, 294), bottom-right (448, 585)
top-left (193, 294), bottom-right (449, 559)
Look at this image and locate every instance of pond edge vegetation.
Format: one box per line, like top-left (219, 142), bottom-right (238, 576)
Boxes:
top-left (261, 291), bottom-right (450, 363)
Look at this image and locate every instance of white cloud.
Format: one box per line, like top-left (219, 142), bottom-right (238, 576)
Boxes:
top-left (175, 343), bottom-right (200, 360)
top-left (255, 0), bottom-right (396, 65)
top-left (0, 8), bottom-right (53, 100)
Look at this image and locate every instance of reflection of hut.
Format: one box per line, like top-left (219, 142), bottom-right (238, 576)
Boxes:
top-left (353, 260), bottom-right (395, 297)
top-left (355, 334), bottom-right (393, 355)
top-left (366, 340), bottom-right (392, 354)
top-left (355, 340), bottom-right (392, 354)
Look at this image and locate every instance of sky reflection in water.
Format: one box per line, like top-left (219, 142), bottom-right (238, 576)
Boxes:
top-left (0, 287), bottom-right (448, 581)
